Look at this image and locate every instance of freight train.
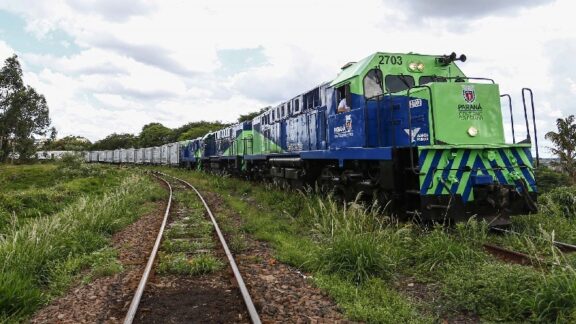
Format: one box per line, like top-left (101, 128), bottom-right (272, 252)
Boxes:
top-left (86, 51), bottom-right (540, 225)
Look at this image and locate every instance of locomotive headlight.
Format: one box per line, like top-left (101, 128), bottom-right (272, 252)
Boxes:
top-left (408, 61), bottom-right (425, 72)
top-left (467, 126), bottom-right (479, 137)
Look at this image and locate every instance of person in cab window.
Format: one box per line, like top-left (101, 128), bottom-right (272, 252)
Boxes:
top-left (337, 96), bottom-right (350, 113)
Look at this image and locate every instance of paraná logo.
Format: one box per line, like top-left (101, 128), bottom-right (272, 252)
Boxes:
top-left (462, 85), bottom-right (475, 103)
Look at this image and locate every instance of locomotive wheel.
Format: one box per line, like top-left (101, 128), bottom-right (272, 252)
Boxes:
top-left (372, 189), bottom-right (395, 214)
top-left (318, 167), bottom-right (339, 195)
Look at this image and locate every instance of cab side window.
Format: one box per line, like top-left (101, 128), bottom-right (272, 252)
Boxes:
top-left (336, 84), bottom-right (350, 108)
top-left (363, 69), bottom-right (383, 99)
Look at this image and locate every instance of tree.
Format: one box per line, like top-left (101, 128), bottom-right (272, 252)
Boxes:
top-left (535, 165), bottom-right (573, 193)
top-left (545, 115), bottom-right (576, 181)
top-left (44, 135), bottom-right (92, 151)
top-left (0, 55), bottom-right (52, 161)
top-left (238, 107), bottom-right (269, 123)
top-left (91, 133), bottom-right (137, 150)
top-left (138, 122), bottom-right (173, 147)
top-left (175, 121), bottom-right (228, 141)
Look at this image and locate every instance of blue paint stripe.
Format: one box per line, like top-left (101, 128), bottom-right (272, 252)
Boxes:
top-left (463, 154), bottom-right (484, 202)
top-left (418, 149), bottom-right (428, 167)
top-left (488, 153), bottom-right (507, 185)
top-left (499, 149), bottom-right (526, 193)
top-left (435, 151), bottom-right (456, 195)
top-left (421, 150), bottom-right (442, 194)
top-left (523, 147), bottom-right (534, 164)
top-left (510, 148), bottom-right (537, 192)
top-left (451, 149), bottom-right (471, 194)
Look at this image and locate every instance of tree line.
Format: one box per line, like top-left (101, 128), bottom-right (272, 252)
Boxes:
top-left (44, 106), bottom-right (269, 151)
top-left (88, 121), bottom-right (229, 150)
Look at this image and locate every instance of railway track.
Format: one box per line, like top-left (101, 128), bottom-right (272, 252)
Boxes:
top-left (482, 226), bottom-right (576, 267)
top-left (123, 171), bottom-right (261, 324)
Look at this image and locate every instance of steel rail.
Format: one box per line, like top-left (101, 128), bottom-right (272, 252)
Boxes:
top-left (491, 227), bottom-right (576, 253)
top-left (124, 173), bottom-right (173, 324)
top-left (160, 172), bottom-right (262, 324)
top-left (482, 243), bottom-right (536, 265)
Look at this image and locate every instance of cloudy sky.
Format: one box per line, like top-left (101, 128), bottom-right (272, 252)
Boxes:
top-left (0, 0), bottom-right (573, 156)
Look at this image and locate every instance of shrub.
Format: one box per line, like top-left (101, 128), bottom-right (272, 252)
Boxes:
top-left (535, 166), bottom-right (573, 193)
top-left (539, 187), bottom-right (576, 219)
top-left (56, 153), bottom-right (102, 178)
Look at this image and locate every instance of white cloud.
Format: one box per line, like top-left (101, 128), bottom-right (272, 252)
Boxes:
top-left (0, 40), bottom-right (14, 59)
top-left (0, 0), bottom-right (573, 157)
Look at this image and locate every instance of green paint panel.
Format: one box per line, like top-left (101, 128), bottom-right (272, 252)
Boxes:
top-left (250, 129), bottom-right (284, 155)
top-left (422, 83), bottom-right (505, 145)
top-left (222, 130), bottom-right (254, 156)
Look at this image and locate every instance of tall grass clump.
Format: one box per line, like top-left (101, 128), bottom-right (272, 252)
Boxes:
top-left (0, 174), bottom-right (163, 319)
top-left (531, 268), bottom-right (576, 322)
top-left (409, 221), bottom-right (488, 276)
top-left (509, 186), bottom-right (576, 243)
top-left (56, 153), bottom-right (103, 179)
top-left (309, 195), bottom-right (410, 284)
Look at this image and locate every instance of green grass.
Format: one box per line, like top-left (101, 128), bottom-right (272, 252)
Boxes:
top-left (0, 171), bottom-right (165, 321)
top-left (315, 274), bottom-right (426, 323)
top-left (48, 247), bottom-right (124, 294)
top-left (0, 164), bottom-right (60, 191)
top-left (0, 162), bottom-right (130, 232)
top-left (158, 252), bottom-right (224, 275)
top-left (157, 187), bottom-right (223, 277)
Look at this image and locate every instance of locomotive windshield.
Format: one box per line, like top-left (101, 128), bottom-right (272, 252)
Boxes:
top-left (385, 75), bottom-right (415, 93)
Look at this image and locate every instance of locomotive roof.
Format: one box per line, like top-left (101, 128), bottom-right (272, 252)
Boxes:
top-left (330, 52), bottom-right (449, 86)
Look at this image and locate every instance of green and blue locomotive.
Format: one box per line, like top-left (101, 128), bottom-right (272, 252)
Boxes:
top-left (181, 51), bottom-right (539, 224)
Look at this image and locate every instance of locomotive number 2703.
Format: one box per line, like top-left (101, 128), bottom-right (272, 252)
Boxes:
top-left (379, 55), bottom-right (403, 65)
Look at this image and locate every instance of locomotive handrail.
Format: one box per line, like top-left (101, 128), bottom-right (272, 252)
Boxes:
top-left (361, 99), bottom-right (369, 147)
top-left (407, 85), bottom-right (434, 175)
top-left (387, 91), bottom-right (396, 148)
top-left (442, 76), bottom-right (496, 84)
top-left (500, 94), bottom-right (516, 144)
top-left (521, 88), bottom-right (540, 167)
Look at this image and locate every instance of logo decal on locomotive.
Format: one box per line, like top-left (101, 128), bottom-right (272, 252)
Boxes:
top-left (458, 85), bottom-right (483, 120)
top-left (404, 127), bottom-right (421, 143)
top-left (334, 115), bottom-right (354, 138)
top-left (462, 85), bottom-right (476, 103)
top-left (409, 98), bottom-right (422, 109)
top-left (345, 114), bottom-right (352, 131)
